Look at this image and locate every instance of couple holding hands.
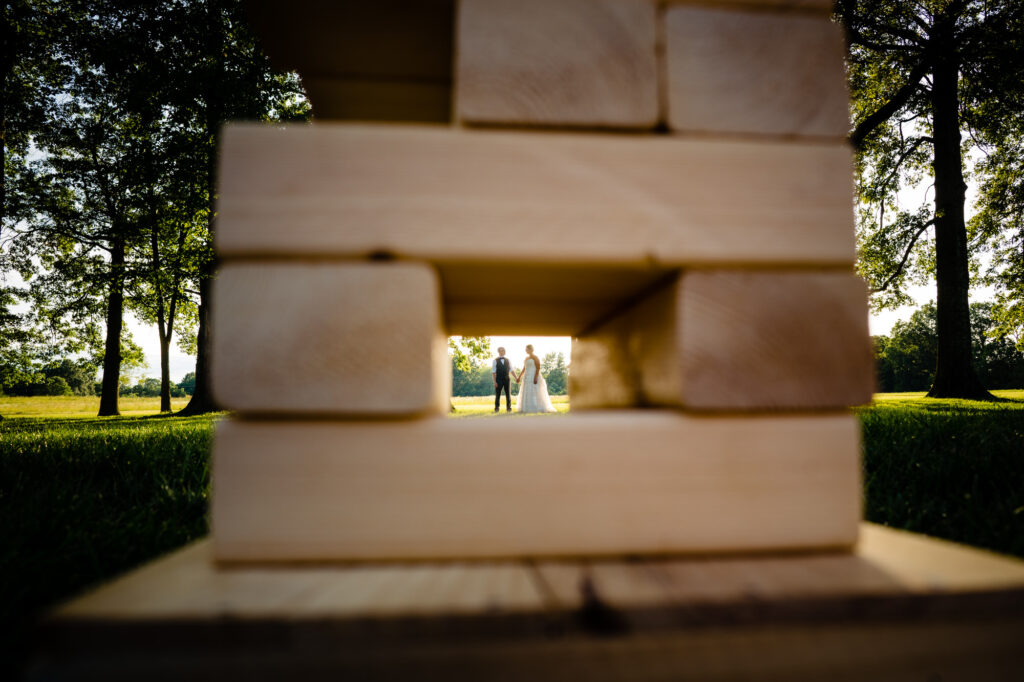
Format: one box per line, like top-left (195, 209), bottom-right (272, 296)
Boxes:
top-left (491, 345), bottom-right (557, 414)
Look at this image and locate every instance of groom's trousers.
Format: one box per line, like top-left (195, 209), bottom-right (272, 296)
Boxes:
top-left (495, 378), bottom-right (511, 410)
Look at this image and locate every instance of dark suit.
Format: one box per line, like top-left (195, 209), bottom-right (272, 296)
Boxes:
top-left (493, 356), bottom-right (512, 410)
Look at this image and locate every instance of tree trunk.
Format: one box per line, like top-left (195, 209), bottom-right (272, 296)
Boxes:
top-left (178, 0), bottom-right (222, 417)
top-left (926, 40), bottom-right (993, 400)
top-left (178, 269), bottom-right (217, 415)
top-left (98, 236), bottom-right (126, 416)
top-left (158, 327), bottom-right (171, 412)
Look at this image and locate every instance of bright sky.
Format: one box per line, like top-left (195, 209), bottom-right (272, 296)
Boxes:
top-left (489, 336), bottom-right (572, 365)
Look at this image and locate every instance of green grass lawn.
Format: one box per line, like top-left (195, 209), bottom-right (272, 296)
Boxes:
top-left (856, 389), bottom-right (1024, 560)
top-left (450, 394), bottom-right (570, 417)
top-left (2, 391), bottom-right (1023, 676)
top-left (0, 394), bottom-right (191, 418)
top-left (0, 408), bottom-right (219, 677)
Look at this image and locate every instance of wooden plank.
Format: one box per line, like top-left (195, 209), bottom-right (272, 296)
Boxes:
top-left (211, 261), bottom-right (449, 416)
top-left (534, 524), bottom-right (1024, 617)
top-left (455, 0), bottom-right (658, 128)
top-left (211, 412), bottom-right (862, 561)
top-left (665, 6), bottom-right (848, 139)
top-left (570, 270), bottom-right (874, 411)
top-left (856, 523), bottom-right (1024, 593)
top-left (36, 524), bottom-right (1024, 680)
top-left (53, 541), bottom-right (545, 622)
top-left (216, 123), bottom-right (856, 268)
top-left (302, 77), bottom-right (451, 123)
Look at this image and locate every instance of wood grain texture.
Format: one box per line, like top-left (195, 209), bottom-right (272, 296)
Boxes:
top-left (302, 77), bottom-right (451, 123)
top-left (216, 123), bottom-right (856, 267)
top-left (53, 541), bottom-right (545, 621)
top-left (211, 412), bottom-right (862, 561)
top-left (665, 6), bottom-right (849, 138)
top-left (211, 261), bottom-right (449, 416)
top-left (571, 270), bottom-right (874, 411)
top-left (455, 0), bottom-right (658, 128)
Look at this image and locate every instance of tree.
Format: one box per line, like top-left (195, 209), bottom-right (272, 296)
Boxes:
top-left (9, 3), bottom-right (173, 416)
top-left (837, 0), bottom-right (1024, 399)
top-left (177, 371), bottom-right (196, 395)
top-left (173, 0), bottom-right (309, 416)
top-left (541, 352), bottom-right (568, 396)
top-left (448, 336), bottom-right (492, 408)
top-left (873, 301), bottom-right (1024, 391)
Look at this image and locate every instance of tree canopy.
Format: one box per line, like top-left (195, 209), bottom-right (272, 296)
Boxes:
top-left (838, 0), bottom-right (1024, 398)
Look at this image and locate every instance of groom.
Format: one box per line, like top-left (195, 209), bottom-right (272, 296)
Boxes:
top-left (492, 347), bottom-right (513, 413)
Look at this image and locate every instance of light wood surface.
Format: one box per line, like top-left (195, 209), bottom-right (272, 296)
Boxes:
top-left (50, 525), bottom-right (1024, 623)
top-left (456, 0), bottom-right (658, 128)
top-left (216, 123), bottom-right (856, 267)
top-left (571, 270), bottom-right (874, 411)
top-left (665, 6), bottom-right (849, 138)
top-left (211, 412), bottom-right (862, 561)
top-left (211, 261), bottom-right (449, 416)
top-left (35, 525), bottom-right (1024, 680)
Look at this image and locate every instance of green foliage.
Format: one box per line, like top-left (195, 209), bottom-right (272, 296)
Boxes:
top-left (837, 0), bottom-right (1023, 397)
top-left (839, 0), bottom-right (1024, 307)
top-left (541, 352), bottom-right (568, 395)
top-left (451, 358), bottom-right (495, 396)
top-left (874, 302), bottom-right (1024, 391)
top-left (448, 336), bottom-right (492, 372)
top-left (0, 413), bottom-right (217, 676)
top-left (4, 0), bottom-right (310, 415)
top-left (858, 393), bottom-right (1024, 558)
top-left (178, 371), bottom-right (196, 395)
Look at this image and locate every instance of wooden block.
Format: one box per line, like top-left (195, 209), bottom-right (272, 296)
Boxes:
top-left (571, 270), bottom-right (874, 411)
top-left (211, 412), bottom-right (862, 561)
top-left (302, 77), bottom-right (451, 123)
top-left (441, 263), bottom-right (672, 336)
top-left (217, 123), bottom-right (856, 268)
top-left (243, 0), bottom-right (454, 82)
top-left (52, 541), bottom-right (545, 621)
top-left (211, 261), bottom-right (448, 416)
top-left (455, 0), bottom-right (658, 128)
top-left (665, 7), bottom-right (849, 138)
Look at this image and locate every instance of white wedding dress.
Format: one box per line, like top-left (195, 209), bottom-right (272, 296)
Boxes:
top-left (516, 357), bottom-right (557, 413)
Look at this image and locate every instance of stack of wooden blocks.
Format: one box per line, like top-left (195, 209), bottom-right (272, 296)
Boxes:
top-left (212, 0), bottom-right (873, 563)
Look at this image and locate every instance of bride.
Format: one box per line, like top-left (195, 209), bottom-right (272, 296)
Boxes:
top-left (514, 344), bottom-right (557, 413)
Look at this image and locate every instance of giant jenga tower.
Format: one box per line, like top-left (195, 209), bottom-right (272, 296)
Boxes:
top-left (210, 0), bottom-right (874, 562)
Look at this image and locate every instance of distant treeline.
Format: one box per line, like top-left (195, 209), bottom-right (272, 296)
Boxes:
top-left (874, 302), bottom-right (1024, 392)
top-left (1, 359), bottom-right (195, 399)
top-left (452, 352), bottom-right (568, 397)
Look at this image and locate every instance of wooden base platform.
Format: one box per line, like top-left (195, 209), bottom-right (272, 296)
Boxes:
top-left (30, 524), bottom-right (1024, 681)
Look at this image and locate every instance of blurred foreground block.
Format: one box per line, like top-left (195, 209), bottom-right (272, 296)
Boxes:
top-left (211, 412), bottom-right (861, 561)
top-left (216, 123), bottom-right (856, 267)
top-left (572, 270), bottom-right (874, 411)
top-left (456, 0), bottom-right (658, 128)
top-left (665, 6), bottom-right (848, 138)
top-left (212, 261), bottom-right (448, 416)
